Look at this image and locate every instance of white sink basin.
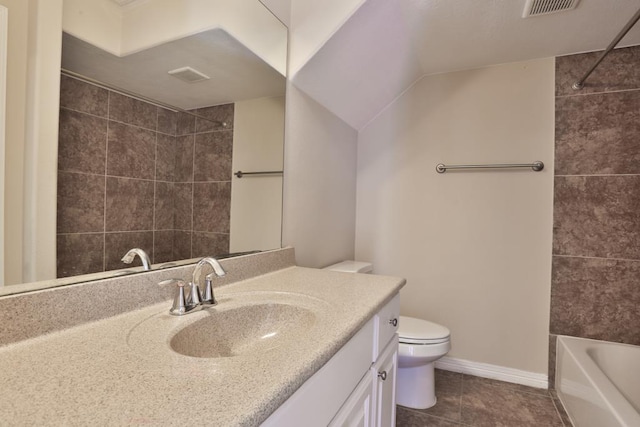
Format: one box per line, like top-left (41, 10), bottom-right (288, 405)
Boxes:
top-left (170, 302), bottom-right (316, 358)
top-left (127, 291), bottom-right (329, 360)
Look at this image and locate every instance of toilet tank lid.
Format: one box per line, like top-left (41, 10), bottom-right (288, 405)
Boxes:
top-left (323, 260), bottom-right (373, 273)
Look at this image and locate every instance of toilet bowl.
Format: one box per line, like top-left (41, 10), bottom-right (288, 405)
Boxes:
top-left (397, 316), bottom-right (451, 409)
top-left (323, 260), bottom-right (451, 410)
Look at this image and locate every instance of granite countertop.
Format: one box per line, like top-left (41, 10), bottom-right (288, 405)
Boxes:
top-left (0, 266), bottom-right (404, 426)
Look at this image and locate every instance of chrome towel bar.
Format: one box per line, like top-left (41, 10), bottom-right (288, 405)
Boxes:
top-left (234, 170), bottom-right (283, 178)
top-left (435, 161), bottom-right (544, 174)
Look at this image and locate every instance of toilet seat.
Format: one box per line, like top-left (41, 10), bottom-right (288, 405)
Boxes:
top-left (398, 316), bottom-right (450, 345)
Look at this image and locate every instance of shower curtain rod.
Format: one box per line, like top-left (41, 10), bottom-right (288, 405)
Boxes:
top-left (572, 7), bottom-right (640, 90)
top-left (60, 68), bottom-right (228, 127)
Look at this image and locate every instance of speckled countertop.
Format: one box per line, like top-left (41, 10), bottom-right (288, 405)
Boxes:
top-left (0, 266), bottom-right (404, 426)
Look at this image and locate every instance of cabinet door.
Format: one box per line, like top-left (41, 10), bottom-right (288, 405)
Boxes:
top-left (373, 337), bottom-right (398, 427)
top-left (373, 295), bottom-right (400, 361)
top-left (329, 372), bottom-right (374, 427)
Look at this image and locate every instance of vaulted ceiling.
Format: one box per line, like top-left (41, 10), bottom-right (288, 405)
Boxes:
top-left (290, 0), bottom-right (640, 130)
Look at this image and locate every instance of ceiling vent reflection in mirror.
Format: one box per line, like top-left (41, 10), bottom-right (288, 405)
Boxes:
top-left (168, 66), bottom-right (211, 83)
top-left (523, 0), bottom-right (580, 18)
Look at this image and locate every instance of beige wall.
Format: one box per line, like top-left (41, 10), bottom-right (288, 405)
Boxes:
top-left (23, 0), bottom-right (62, 283)
top-left (0, 4), bottom-right (6, 285)
top-left (1, 0), bottom-right (61, 285)
top-left (282, 84), bottom-right (357, 267)
top-left (1, 0), bottom-right (28, 285)
top-left (282, 0), bottom-right (360, 268)
top-left (231, 96), bottom-right (285, 252)
top-left (355, 58), bottom-right (555, 374)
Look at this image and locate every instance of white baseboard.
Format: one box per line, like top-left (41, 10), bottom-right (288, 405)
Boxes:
top-left (435, 356), bottom-right (549, 389)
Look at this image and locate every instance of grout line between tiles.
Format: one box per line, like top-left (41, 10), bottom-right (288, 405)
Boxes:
top-left (152, 107), bottom-right (159, 265)
top-left (190, 133), bottom-right (196, 259)
top-left (550, 391), bottom-right (571, 427)
top-left (399, 406), bottom-right (470, 426)
top-left (552, 254), bottom-right (640, 263)
top-left (555, 86), bottom-right (640, 98)
top-left (460, 373), bottom-right (467, 424)
top-left (555, 173), bottom-right (640, 177)
top-left (103, 92), bottom-right (110, 273)
top-left (551, 397), bottom-right (566, 427)
top-left (458, 372), bottom-right (463, 425)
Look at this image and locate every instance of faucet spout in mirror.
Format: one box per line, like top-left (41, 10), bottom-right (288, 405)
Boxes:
top-left (121, 248), bottom-right (152, 271)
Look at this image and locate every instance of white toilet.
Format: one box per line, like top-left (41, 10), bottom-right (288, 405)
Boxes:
top-left (324, 260), bottom-right (451, 410)
top-left (396, 316), bottom-right (450, 409)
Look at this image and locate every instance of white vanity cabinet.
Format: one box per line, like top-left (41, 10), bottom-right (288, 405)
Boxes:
top-left (328, 366), bottom-right (375, 426)
top-left (262, 294), bottom-right (400, 427)
top-left (329, 337), bottom-right (398, 427)
top-left (329, 294), bottom-right (400, 427)
top-left (372, 338), bottom-right (398, 427)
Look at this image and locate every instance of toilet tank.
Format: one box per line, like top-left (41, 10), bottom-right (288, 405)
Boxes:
top-left (323, 260), bottom-right (373, 274)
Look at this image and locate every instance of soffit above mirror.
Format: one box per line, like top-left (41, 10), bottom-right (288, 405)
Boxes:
top-left (62, 30), bottom-right (286, 110)
top-left (63, 0), bottom-right (287, 75)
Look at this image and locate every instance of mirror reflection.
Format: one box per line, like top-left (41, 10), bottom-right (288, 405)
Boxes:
top-left (1, 0), bottom-right (287, 295)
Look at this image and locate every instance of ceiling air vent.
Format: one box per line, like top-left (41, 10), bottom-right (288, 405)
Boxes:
top-left (523, 0), bottom-right (580, 18)
top-left (167, 67), bottom-right (210, 83)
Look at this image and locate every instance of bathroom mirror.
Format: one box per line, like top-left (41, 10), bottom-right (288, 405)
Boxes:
top-left (0, 0), bottom-right (287, 295)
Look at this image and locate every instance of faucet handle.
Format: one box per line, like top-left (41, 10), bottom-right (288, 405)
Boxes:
top-left (201, 274), bottom-right (217, 306)
top-left (159, 279), bottom-right (190, 316)
top-left (186, 281), bottom-right (203, 307)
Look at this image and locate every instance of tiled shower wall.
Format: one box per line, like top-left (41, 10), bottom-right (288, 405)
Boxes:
top-left (57, 75), bottom-right (233, 278)
top-left (549, 46), bottom-right (640, 382)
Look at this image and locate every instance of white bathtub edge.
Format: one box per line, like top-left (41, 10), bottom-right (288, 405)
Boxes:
top-left (556, 335), bottom-right (640, 427)
top-left (435, 356), bottom-right (548, 389)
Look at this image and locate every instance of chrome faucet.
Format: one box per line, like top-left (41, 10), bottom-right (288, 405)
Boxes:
top-left (192, 257), bottom-right (226, 306)
top-left (121, 248), bottom-right (152, 271)
top-left (159, 257), bottom-right (226, 316)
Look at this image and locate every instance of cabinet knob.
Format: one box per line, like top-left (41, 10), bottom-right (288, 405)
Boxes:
top-left (378, 371), bottom-right (387, 381)
top-left (389, 318), bottom-right (398, 327)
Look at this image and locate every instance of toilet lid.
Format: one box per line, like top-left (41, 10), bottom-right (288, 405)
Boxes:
top-left (398, 316), bottom-right (450, 344)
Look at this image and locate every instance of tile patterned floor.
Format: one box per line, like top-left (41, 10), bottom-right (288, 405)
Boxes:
top-left (396, 370), bottom-right (573, 427)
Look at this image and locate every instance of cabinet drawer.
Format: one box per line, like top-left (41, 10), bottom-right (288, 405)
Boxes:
top-left (373, 294), bottom-right (400, 361)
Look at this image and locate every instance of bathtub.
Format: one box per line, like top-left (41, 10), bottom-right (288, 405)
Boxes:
top-left (556, 335), bottom-right (640, 427)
